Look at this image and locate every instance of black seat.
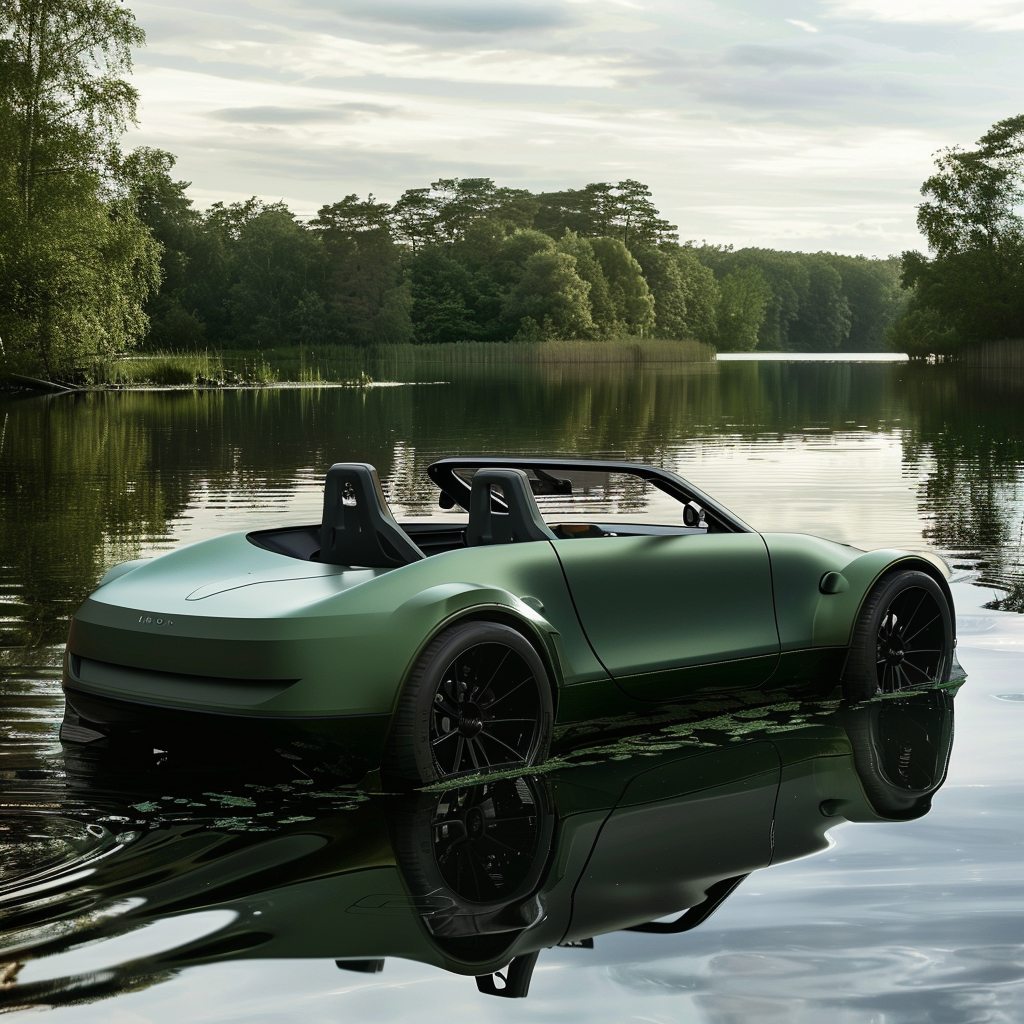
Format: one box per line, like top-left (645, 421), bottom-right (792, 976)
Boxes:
top-left (320, 463), bottom-right (425, 568)
top-left (466, 469), bottom-right (557, 546)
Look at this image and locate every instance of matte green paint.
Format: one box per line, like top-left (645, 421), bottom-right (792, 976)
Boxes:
top-left (553, 533), bottom-right (780, 701)
top-left (70, 534), bottom-right (608, 719)
top-left (65, 524), bottom-right (951, 732)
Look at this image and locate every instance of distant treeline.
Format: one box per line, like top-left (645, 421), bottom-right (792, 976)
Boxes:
top-left (137, 158), bottom-right (904, 354)
top-left (5, 0), bottom-right (1017, 383)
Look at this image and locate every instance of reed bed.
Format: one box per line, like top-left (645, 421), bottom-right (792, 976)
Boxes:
top-left (954, 339), bottom-right (1024, 368)
top-left (90, 351), bottom-right (278, 387)
top-left (259, 337), bottom-right (714, 383)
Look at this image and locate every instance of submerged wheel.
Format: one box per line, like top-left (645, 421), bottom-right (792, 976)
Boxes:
top-left (385, 621), bottom-right (554, 784)
top-left (843, 569), bottom-right (953, 702)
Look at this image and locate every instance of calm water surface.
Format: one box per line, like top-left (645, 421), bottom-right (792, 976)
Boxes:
top-left (1, 360), bottom-right (1023, 1021)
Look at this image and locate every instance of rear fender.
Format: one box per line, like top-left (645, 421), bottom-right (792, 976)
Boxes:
top-left (386, 584), bottom-right (566, 715)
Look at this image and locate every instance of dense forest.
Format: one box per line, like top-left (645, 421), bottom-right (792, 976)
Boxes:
top-left (1, 0), bottom-right (1021, 382)
top-left (128, 161), bottom-right (906, 355)
top-left (131, 161), bottom-right (905, 356)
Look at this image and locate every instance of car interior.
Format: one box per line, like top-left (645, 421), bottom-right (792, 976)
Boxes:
top-left (249, 459), bottom-right (723, 566)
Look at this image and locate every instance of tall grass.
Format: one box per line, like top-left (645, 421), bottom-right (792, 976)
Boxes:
top-left (90, 351), bottom-right (278, 388)
top-left (80, 337), bottom-right (712, 388)
top-left (955, 339), bottom-right (1024, 368)
top-left (256, 336), bottom-right (714, 383)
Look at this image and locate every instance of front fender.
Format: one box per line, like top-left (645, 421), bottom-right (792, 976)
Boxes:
top-left (812, 550), bottom-right (954, 649)
top-left (764, 534), bottom-right (954, 652)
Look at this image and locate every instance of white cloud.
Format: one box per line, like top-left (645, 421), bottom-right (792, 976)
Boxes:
top-left (122, 0), bottom-right (1024, 256)
top-left (826, 0), bottom-right (1024, 31)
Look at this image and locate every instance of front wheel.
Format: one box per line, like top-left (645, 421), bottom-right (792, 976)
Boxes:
top-left (385, 621), bottom-right (554, 784)
top-left (843, 569), bottom-right (953, 702)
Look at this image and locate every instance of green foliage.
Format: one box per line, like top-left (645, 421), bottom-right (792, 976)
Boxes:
top-left (505, 249), bottom-right (594, 340)
top-left (312, 194), bottom-right (409, 346)
top-left (588, 236), bottom-right (656, 335)
top-left (556, 232), bottom-right (616, 336)
top-left (831, 256), bottom-right (905, 351)
top-left (0, 0), bottom-right (159, 380)
top-left (893, 115), bottom-right (1024, 356)
top-left (787, 259), bottom-right (850, 352)
top-left (716, 267), bottom-right (772, 352)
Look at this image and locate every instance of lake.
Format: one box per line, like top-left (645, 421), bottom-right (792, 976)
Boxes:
top-left (1, 357), bottom-right (1023, 1020)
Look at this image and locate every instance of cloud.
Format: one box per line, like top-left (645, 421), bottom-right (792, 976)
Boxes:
top-left (333, 1), bottom-right (578, 34)
top-left (723, 44), bottom-right (842, 69)
top-left (207, 102), bottom-right (404, 124)
top-left (825, 0), bottom-right (1024, 31)
top-left (787, 19), bottom-right (819, 33)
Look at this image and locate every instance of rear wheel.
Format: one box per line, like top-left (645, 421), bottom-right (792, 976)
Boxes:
top-left (843, 570), bottom-right (953, 702)
top-left (385, 621), bottom-right (554, 785)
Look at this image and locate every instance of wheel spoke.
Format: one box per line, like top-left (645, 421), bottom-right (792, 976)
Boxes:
top-left (903, 612), bottom-right (940, 645)
top-left (431, 729), bottom-right (459, 747)
top-left (466, 736), bottom-right (480, 769)
top-left (480, 677), bottom-right (530, 710)
top-left (434, 695), bottom-right (461, 717)
top-left (452, 735), bottom-right (465, 773)
top-left (479, 729), bottom-right (529, 762)
top-left (899, 590), bottom-right (928, 637)
top-left (902, 659), bottom-right (932, 680)
top-left (481, 648), bottom-right (512, 695)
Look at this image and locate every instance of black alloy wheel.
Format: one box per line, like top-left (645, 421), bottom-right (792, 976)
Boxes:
top-left (429, 641), bottom-right (542, 778)
top-left (875, 585), bottom-right (948, 693)
top-left (386, 621), bottom-right (554, 784)
top-left (843, 569), bottom-right (953, 702)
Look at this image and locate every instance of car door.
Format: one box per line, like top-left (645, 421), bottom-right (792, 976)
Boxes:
top-left (554, 532), bottom-right (780, 700)
top-left (563, 741), bottom-right (780, 940)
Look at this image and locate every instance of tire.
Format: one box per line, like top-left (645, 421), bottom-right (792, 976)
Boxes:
top-left (843, 569), bottom-right (953, 702)
top-left (842, 689), bottom-right (954, 819)
top-left (385, 621), bottom-right (554, 785)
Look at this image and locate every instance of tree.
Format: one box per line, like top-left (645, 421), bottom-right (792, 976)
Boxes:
top-left (313, 194), bottom-right (409, 345)
top-left (917, 115), bottom-right (1024, 257)
top-left (534, 180), bottom-right (677, 247)
top-left (716, 267), bottom-right (771, 352)
top-left (222, 202), bottom-right (329, 347)
top-left (831, 255), bottom-right (904, 351)
top-left (589, 236), bottom-right (656, 335)
top-left (407, 246), bottom-right (481, 344)
top-left (674, 246), bottom-right (720, 345)
top-left (0, 0), bottom-right (159, 378)
top-left (893, 116), bottom-right (1024, 352)
top-left (503, 249), bottom-right (593, 340)
top-left (119, 146), bottom-right (204, 348)
top-left (787, 256), bottom-right (851, 352)
top-left (556, 231), bottom-right (616, 335)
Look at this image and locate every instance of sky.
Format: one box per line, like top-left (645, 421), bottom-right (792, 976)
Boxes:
top-left (123, 0), bottom-right (1024, 257)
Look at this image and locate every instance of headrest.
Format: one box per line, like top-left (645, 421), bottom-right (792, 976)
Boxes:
top-left (320, 463), bottom-right (425, 568)
top-left (466, 469), bottom-right (557, 546)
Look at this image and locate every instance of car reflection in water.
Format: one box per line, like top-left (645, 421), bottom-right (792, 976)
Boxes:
top-left (0, 689), bottom-right (955, 1007)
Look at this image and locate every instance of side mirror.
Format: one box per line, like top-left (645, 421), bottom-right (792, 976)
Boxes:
top-left (683, 501), bottom-right (706, 529)
top-left (438, 492), bottom-right (456, 510)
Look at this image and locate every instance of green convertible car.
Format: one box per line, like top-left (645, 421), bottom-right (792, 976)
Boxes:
top-left (61, 458), bottom-right (956, 783)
